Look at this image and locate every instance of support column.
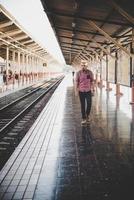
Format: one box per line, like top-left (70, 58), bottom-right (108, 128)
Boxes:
top-left (130, 81), bottom-right (134, 104)
top-left (6, 46), bottom-right (9, 86)
top-left (22, 54), bottom-right (25, 85)
top-left (31, 56), bottom-right (33, 82)
top-left (29, 55), bottom-right (32, 83)
top-left (115, 52), bottom-right (123, 96)
top-left (99, 58), bottom-right (105, 88)
top-left (18, 52), bottom-right (20, 85)
top-left (26, 55), bottom-right (28, 82)
top-left (12, 50), bottom-right (15, 88)
top-left (115, 83), bottom-right (123, 96)
top-left (33, 57), bottom-right (36, 80)
top-left (30, 56), bottom-right (33, 82)
top-left (106, 54), bottom-right (112, 91)
top-left (36, 57), bottom-right (38, 80)
top-left (106, 82), bottom-right (112, 91)
top-left (130, 29), bottom-right (134, 104)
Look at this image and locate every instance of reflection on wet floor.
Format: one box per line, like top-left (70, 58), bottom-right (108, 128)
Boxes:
top-left (72, 80), bottom-right (134, 199)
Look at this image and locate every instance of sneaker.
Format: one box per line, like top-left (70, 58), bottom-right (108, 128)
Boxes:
top-left (86, 116), bottom-right (90, 124)
top-left (81, 119), bottom-right (87, 125)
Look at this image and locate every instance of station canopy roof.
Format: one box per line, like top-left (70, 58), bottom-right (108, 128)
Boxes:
top-left (41, 0), bottom-right (134, 65)
top-left (0, 5), bottom-right (48, 62)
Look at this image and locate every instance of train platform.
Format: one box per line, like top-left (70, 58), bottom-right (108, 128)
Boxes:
top-left (0, 74), bottom-right (134, 200)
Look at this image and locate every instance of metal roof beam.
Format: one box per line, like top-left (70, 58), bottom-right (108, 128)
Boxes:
top-left (0, 29), bottom-right (22, 38)
top-left (86, 48), bottom-right (105, 61)
top-left (105, 0), bottom-right (134, 25)
top-left (56, 26), bottom-right (103, 36)
top-left (87, 20), bottom-right (134, 58)
top-left (59, 35), bottom-right (110, 45)
top-left (21, 40), bottom-right (33, 45)
top-left (0, 37), bottom-right (46, 61)
top-left (0, 21), bottom-right (14, 29)
top-left (48, 10), bottom-right (132, 27)
top-left (61, 41), bottom-right (86, 47)
top-left (62, 46), bottom-right (83, 51)
top-left (14, 35), bottom-right (29, 41)
top-left (73, 31), bottom-right (116, 63)
top-left (62, 48), bottom-right (80, 53)
top-left (87, 36), bottom-right (116, 59)
top-left (27, 44), bottom-right (38, 48)
top-left (60, 35), bottom-right (90, 42)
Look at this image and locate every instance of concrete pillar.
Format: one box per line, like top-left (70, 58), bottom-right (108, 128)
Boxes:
top-left (18, 52), bottom-right (20, 85)
top-left (115, 83), bottom-right (123, 96)
top-left (130, 29), bottom-right (134, 104)
top-left (12, 51), bottom-right (15, 87)
top-left (5, 46), bottom-right (9, 85)
top-left (22, 53), bottom-right (25, 85)
top-left (26, 55), bottom-right (29, 82)
top-left (99, 58), bottom-right (105, 88)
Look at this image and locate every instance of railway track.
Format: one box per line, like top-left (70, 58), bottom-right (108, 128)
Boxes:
top-left (0, 76), bottom-right (64, 169)
top-left (0, 79), bottom-right (54, 109)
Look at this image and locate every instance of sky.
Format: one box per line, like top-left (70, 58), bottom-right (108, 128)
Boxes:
top-left (0, 0), bottom-right (65, 64)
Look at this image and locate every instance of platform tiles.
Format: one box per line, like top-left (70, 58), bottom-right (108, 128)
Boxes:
top-left (0, 76), bottom-right (69, 200)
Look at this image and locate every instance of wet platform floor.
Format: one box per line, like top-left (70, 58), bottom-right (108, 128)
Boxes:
top-left (0, 75), bottom-right (134, 200)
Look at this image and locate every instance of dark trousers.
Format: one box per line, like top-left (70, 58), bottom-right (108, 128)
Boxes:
top-left (79, 91), bottom-right (92, 119)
